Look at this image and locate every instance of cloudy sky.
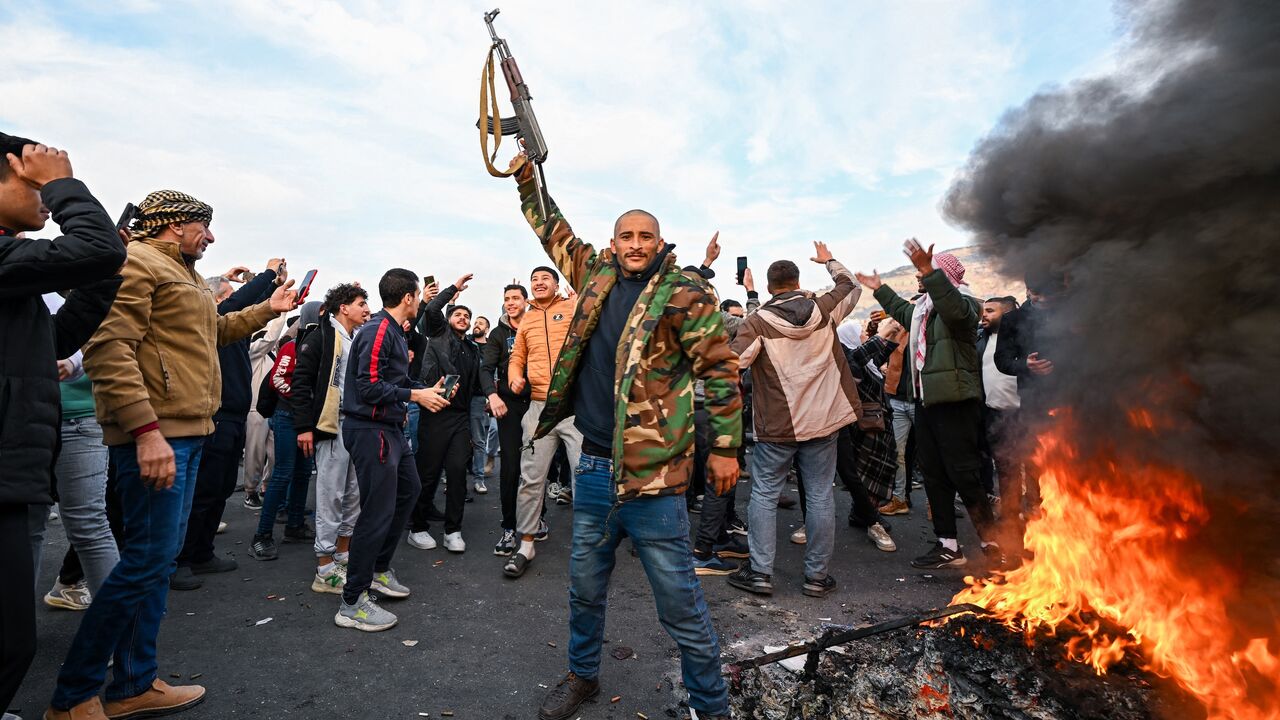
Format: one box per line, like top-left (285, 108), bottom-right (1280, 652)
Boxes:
top-left (2, 0), bottom-right (1119, 314)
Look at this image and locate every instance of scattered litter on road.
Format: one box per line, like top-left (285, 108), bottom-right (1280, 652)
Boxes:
top-left (255, 617), bottom-right (273, 626)
top-left (547, 641), bottom-right (557, 648)
top-left (762, 645), bottom-right (807, 673)
top-left (190, 673), bottom-right (203, 679)
top-left (266, 594), bottom-right (277, 599)
top-left (610, 695), bottom-right (621, 703)
top-left (538, 683), bottom-right (548, 689)
top-left (241, 577), bottom-right (253, 582)
top-left (441, 711), bottom-right (454, 717)
top-left (169, 673), bottom-right (180, 679)
top-left (402, 640), bottom-right (419, 647)
top-left (637, 713), bottom-right (649, 720)
top-left (610, 646), bottom-right (634, 660)
top-left (185, 612), bottom-right (195, 616)
top-left (818, 617), bottom-right (831, 621)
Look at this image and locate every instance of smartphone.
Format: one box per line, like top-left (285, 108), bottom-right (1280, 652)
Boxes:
top-left (736, 256), bottom-right (748, 285)
top-left (296, 269), bottom-right (318, 303)
top-left (441, 374), bottom-right (460, 399)
top-left (423, 275), bottom-right (435, 287)
top-left (115, 203), bottom-right (137, 233)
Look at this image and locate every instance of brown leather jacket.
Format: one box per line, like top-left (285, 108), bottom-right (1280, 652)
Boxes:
top-left (84, 238), bottom-right (277, 445)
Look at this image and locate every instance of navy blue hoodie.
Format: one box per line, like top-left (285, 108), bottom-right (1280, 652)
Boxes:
top-left (342, 308), bottom-right (421, 428)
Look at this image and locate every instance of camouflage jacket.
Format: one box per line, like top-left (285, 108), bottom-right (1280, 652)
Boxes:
top-left (515, 175), bottom-right (742, 503)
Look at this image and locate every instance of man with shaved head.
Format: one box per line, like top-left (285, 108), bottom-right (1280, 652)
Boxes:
top-left (507, 154), bottom-right (741, 720)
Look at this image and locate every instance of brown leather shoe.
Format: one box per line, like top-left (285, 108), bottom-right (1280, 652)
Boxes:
top-left (537, 672), bottom-right (599, 720)
top-left (44, 697), bottom-right (106, 719)
top-left (102, 679), bottom-right (205, 719)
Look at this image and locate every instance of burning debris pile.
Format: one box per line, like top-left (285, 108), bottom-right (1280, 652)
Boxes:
top-left (938, 0), bottom-right (1280, 718)
top-left (728, 615), bottom-right (1197, 720)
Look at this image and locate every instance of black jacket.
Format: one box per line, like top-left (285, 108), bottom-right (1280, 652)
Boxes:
top-left (342, 309), bottom-right (420, 429)
top-left (214, 270), bottom-right (278, 420)
top-left (480, 314), bottom-right (531, 404)
top-left (994, 301), bottom-right (1054, 413)
top-left (0, 178), bottom-right (127, 504)
top-left (292, 311), bottom-right (339, 440)
top-left (416, 285), bottom-right (482, 413)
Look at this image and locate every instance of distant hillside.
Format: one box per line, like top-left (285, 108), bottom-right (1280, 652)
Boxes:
top-left (843, 246), bottom-right (1025, 323)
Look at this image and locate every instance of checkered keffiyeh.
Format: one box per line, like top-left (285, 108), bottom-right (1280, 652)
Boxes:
top-left (911, 252), bottom-right (968, 394)
top-left (128, 190), bottom-right (213, 241)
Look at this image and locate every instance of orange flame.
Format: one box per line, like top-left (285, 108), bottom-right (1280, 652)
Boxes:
top-left (951, 413), bottom-right (1280, 719)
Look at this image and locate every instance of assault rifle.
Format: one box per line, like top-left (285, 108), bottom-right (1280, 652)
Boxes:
top-left (479, 8), bottom-right (551, 225)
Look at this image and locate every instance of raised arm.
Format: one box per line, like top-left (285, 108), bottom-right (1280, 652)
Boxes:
top-left (0, 149), bottom-right (126, 297)
top-left (512, 156), bottom-right (597, 293)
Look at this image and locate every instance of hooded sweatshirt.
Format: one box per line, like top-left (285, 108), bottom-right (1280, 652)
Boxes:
top-left (731, 260), bottom-right (862, 443)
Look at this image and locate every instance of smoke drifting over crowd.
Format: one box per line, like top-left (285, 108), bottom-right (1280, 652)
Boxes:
top-left (944, 0), bottom-right (1279, 657)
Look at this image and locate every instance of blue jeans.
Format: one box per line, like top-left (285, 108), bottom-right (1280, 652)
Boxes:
top-left (469, 397), bottom-right (489, 476)
top-left (50, 437), bottom-right (204, 709)
top-left (403, 403), bottom-right (420, 455)
top-left (256, 408), bottom-right (312, 537)
top-left (748, 434), bottom-right (839, 580)
top-left (568, 454), bottom-right (728, 716)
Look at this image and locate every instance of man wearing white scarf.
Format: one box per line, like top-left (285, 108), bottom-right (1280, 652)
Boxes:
top-left (856, 239), bottom-right (998, 570)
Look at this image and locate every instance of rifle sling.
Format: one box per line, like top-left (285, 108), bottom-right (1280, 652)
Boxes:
top-left (480, 47), bottom-right (521, 178)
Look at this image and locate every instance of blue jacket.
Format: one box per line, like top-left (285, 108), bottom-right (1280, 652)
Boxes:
top-left (342, 309), bottom-right (419, 428)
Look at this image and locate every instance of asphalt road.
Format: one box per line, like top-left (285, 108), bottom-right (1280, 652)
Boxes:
top-left (14, 460), bottom-right (988, 720)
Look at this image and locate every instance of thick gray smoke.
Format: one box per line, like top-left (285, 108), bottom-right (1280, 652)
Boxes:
top-left (944, 0), bottom-right (1279, 632)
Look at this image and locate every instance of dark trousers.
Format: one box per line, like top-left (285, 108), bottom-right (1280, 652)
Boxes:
top-left (412, 409), bottom-right (470, 535)
top-left (0, 503), bottom-right (36, 714)
top-left (693, 406), bottom-right (735, 553)
top-left (915, 398), bottom-right (994, 541)
top-left (178, 417), bottom-right (246, 565)
top-left (496, 398), bottom-right (529, 531)
top-left (342, 425), bottom-right (421, 605)
top-left (835, 425), bottom-right (883, 528)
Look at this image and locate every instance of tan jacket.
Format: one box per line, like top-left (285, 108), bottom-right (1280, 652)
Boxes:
top-left (732, 261), bottom-right (862, 443)
top-left (507, 294), bottom-right (574, 401)
top-left (84, 238), bottom-right (277, 445)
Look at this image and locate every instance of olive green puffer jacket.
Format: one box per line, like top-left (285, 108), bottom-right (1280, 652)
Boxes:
top-left (873, 271), bottom-right (981, 407)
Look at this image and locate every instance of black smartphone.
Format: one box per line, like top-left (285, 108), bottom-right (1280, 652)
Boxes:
top-left (736, 256), bottom-right (748, 285)
top-left (297, 269), bottom-right (318, 303)
top-left (116, 203), bottom-right (137, 233)
top-left (423, 275), bottom-right (435, 287)
top-left (441, 374), bottom-right (460, 399)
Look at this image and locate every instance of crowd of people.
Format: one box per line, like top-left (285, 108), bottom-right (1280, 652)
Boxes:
top-left (1, 133), bottom-right (1053, 720)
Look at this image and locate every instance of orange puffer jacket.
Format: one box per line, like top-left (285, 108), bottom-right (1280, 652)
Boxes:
top-left (508, 294), bottom-right (575, 401)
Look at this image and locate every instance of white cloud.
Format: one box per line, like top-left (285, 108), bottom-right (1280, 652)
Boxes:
top-left (0, 0), bottom-right (1116, 307)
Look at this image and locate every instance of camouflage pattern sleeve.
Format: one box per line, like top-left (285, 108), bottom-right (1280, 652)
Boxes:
top-left (677, 281), bottom-right (743, 456)
top-left (516, 173), bottom-right (597, 294)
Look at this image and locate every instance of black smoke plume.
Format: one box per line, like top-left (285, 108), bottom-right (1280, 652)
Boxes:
top-left (944, 0), bottom-right (1279, 638)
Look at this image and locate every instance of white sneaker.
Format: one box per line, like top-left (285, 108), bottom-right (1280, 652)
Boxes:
top-left (473, 479), bottom-right (488, 494)
top-left (547, 481), bottom-right (563, 500)
top-left (790, 526), bottom-right (808, 545)
top-left (867, 523), bottom-right (897, 552)
top-left (44, 579), bottom-right (91, 610)
top-left (216, 521), bottom-right (228, 534)
top-left (312, 564), bottom-right (346, 594)
top-left (407, 531), bottom-right (437, 550)
top-left (443, 532), bottom-right (466, 553)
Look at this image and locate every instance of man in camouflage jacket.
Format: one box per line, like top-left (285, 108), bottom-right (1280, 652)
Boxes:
top-left (509, 156), bottom-right (740, 720)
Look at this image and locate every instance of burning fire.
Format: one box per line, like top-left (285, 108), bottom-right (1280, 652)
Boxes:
top-left (951, 412), bottom-right (1280, 720)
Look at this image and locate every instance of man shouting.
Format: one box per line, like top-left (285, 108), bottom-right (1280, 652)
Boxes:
top-left (508, 154), bottom-right (741, 720)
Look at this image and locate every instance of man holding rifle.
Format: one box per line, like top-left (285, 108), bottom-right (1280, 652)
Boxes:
top-left (507, 152), bottom-right (740, 720)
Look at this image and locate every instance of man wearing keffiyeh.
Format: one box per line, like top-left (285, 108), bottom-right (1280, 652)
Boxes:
top-left (857, 239), bottom-right (999, 571)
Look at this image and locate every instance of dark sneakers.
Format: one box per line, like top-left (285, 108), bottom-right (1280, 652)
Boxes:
top-left (283, 524), bottom-right (316, 543)
top-left (249, 534), bottom-right (278, 561)
top-left (504, 552), bottom-right (531, 578)
top-left (190, 554), bottom-right (238, 575)
top-left (538, 672), bottom-right (599, 720)
top-left (727, 565), bottom-right (773, 595)
top-left (169, 566), bottom-right (203, 591)
top-left (911, 542), bottom-right (968, 569)
top-left (712, 537), bottom-right (749, 559)
top-left (802, 574), bottom-right (837, 598)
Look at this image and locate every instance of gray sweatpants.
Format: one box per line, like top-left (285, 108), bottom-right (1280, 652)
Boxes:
top-left (516, 400), bottom-right (583, 536)
top-left (313, 431), bottom-right (361, 558)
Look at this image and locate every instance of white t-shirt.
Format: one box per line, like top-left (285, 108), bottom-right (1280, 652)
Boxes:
top-left (982, 334), bottom-right (1020, 411)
